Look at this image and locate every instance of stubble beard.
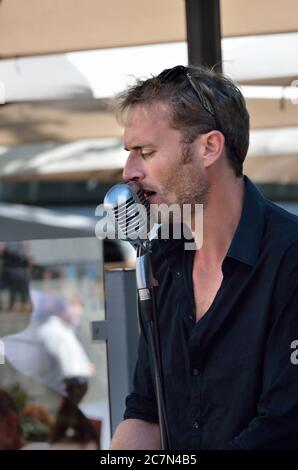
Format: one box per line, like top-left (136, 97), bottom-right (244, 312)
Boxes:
top-left (152, 143), bottom-right (210, 226)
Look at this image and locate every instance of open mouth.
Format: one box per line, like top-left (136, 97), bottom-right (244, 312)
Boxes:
top-left (144, 190), bottom-right (156, 201)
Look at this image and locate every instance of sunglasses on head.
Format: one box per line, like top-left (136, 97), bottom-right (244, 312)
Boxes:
top-left (157, 65), bottom-right (222, 133)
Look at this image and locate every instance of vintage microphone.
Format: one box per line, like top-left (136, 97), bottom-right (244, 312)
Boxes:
top-left (104, 181), bottom-right (171, 450)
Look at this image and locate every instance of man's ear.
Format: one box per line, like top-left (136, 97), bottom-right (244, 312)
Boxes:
top-left (201, 131), bottom-right (225, 169)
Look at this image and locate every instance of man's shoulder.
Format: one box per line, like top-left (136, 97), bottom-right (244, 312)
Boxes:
top-left (262, 201), bottom-right (298, 297)
top-left (263, 199), bottom-right (298, 251)
top-left (263, 202), bottom-right (298, 310)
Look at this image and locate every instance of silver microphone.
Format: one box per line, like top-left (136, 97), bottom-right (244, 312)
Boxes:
top-left (103, 181), bottom-right (151, 249)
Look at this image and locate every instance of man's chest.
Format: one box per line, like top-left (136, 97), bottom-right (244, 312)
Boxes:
top-left (192, 262), bottom-right (224, 322)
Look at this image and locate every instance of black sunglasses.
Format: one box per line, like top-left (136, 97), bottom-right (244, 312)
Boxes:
top-left (157, 65), bottom-right (222, 133)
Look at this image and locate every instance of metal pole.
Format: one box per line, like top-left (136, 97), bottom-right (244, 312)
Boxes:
top-left (185, 0), bottom-right (222, 71)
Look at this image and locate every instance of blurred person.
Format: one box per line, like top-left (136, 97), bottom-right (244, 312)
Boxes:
top-left (0, 242), bottom-right (31, 313)
top-left (1, 289), bottom-right (94, 397)
top-left (110, 65), bottom-right (298, 450)
top-left (36, 290), bottom-right (95, 399)
top-left (51, 396), bottom-right (99, 450)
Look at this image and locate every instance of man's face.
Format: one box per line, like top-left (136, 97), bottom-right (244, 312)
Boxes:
top-left (123, 102), bottom-right (209, 223)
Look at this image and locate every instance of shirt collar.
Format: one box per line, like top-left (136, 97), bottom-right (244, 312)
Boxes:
top-left (226, 175), bottom-right (266, 266)
top-left (157, 175), bottom-right (266, 267)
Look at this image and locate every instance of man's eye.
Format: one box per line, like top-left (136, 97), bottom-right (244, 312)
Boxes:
top-left (141, 151), bottom-right (154, 159)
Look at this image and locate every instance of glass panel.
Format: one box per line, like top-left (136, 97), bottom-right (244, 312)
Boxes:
top-left (0, 238), bottom-right (109, 450)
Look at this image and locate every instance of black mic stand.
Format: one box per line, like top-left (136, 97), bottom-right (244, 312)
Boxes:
top-left (136, 241), bottom-right (171, 450)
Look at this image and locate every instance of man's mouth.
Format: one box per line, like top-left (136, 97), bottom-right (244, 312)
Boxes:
top-left (143, 190), bottom-right (157, 201)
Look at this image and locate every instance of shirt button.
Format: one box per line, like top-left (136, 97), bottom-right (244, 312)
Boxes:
top-left (193, 421), bottom-right (200, 429)
top-left (176, 271), bottom-right (181, 277)
top-left (192, 368), bottom-right (199, 376)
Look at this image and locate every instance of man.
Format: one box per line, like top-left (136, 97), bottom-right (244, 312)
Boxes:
top-left (110, 65), bottom-right (298, 450)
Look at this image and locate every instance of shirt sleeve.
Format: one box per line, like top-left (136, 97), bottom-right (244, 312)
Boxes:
top-left (223, 242), bottom-right (298, 450)
top-left (124, 318), bottom-right (159, 424)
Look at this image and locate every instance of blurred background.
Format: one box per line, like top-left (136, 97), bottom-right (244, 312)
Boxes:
top-left (0, 0), bottom-right (297, 450)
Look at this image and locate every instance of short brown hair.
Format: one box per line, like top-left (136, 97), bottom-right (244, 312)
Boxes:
top-left (117, 65), bottom-right (250, 177)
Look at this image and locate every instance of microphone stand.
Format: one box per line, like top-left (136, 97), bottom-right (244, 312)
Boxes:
top-left (136, 241), bottom-right (171, 450)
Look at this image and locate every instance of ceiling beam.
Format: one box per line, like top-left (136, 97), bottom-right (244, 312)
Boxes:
top-left (244, 154), bottom-right (298, 183)
top-left (0, 99), bottom-right (121, 145)
top-left (1, 96), bottom-right (298, 146)
top-left (0, 0), bottom-right (186, 59)
top-left (1, 0), bottom-right (298, 59)
top-left (247, 99), bottom-right (298, 130)
top-left (221, 0), bottom-right (298, 37)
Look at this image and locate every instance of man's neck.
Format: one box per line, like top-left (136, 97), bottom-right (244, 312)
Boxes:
top-left (192, 176), bottom-right (245, 269)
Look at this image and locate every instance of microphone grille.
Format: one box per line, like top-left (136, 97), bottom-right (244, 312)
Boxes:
top-left (104, 182), bottom-right (150, 245)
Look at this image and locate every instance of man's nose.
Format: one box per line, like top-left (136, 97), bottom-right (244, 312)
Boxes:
top-left (122, 153), bottom-right (144, 182)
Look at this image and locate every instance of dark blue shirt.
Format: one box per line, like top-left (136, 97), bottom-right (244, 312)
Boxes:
top-left (124, 176), bottom-right (298, 450)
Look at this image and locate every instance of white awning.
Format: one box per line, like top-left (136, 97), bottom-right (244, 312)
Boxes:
top-left (0, 139), bottom-right (126, 181)
top-left (1, 0), bottom-right (298, 58)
